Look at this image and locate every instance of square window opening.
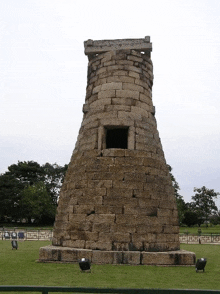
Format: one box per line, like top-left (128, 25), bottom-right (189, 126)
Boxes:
top-left (105, 127), bottom-right (128, 149)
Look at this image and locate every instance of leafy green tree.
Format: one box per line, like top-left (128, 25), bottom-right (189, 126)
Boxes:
top-left (0, 174), bottom-right (22, 222)
top-left (168, 165), bottom-right (186, 224)
top-left (7, 161), bottom-right (44, 186)
top-left (191, 186), bottom-right (219, 226)
top-left (0, 161), bottom-right (68, 224)
top-left (20, 182), bottom-right (56, 224)
top-left (209, 211), bottom-right (220, 225)
top-left (42, 163), bottom-right (68, 205)
top-left (182, 210), bottom-right (199, 227)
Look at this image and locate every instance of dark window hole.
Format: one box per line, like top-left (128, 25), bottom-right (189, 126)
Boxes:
top-left (106, 128), bottom-right (128, 149)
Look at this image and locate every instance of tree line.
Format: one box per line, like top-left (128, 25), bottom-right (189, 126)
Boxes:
top-left (168, 165), bottom-right (220, 227)
top-left (0, 161), bottom-right (68, 225)
top-left (0, 161), bottom-right (219, 226)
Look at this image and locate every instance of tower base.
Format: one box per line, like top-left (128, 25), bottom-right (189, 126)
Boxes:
top-left (39, 245), bottom-right (196, 266)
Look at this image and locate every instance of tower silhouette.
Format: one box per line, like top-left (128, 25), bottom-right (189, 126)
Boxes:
top-left (39, 37), bottom-right (195, 265)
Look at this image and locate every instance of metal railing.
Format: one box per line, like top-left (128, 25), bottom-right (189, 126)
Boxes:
top-left (0, 286), bottom-right (220, 294)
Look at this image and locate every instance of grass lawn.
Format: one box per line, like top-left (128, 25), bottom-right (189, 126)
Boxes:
top-left (0, 241), bottom-right (220, 291)
top-left (0, 223), bottom-right (53, 230)
top-left (179, 225), bottom-right (220, 234)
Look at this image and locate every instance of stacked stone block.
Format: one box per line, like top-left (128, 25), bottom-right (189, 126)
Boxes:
top-left (51, 37), bottom-right (180, 255)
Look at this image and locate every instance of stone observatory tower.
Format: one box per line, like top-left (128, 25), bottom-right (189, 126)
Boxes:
top-left (39, 37), bottom-right (195, 265)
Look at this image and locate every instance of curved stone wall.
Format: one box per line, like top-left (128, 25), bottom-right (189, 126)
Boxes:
top-left (52, 38), bottom-right (180, 253)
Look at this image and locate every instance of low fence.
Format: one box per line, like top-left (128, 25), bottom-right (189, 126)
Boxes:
top-left (0, 286), bottom-right (220, 294)
top-left (0, 228), bottom-right (53, 241)
top-left (1, 228), bottom-right (220, 244)
top-left (179, 233), bottom-right (220, 244)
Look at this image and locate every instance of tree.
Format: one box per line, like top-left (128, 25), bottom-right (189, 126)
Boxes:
top-left (0, 174), bottom-right (22, 222)
top-left (20, 182), bottom-right (56, 224)
top-left (182, 210), bottom-right (199, 227)
top-left (7, 161), bottom-right (44, 186)
top-left (42, 163), bottom-right (68, 205)
top-left (209, 210), bottom-right (220, 225)
top-left (0, 161), bottom-right (68, 224)
top-left (191, 186), bottom-right (219, 226)
top-left (168, 165), bottom-right (186, 224)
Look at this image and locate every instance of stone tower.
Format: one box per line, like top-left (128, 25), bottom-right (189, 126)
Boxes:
top-left (39, 37), bottom-right (195, 265)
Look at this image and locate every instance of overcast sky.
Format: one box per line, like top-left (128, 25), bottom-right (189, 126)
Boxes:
top-left (1, 0), bottom-right (220, 207)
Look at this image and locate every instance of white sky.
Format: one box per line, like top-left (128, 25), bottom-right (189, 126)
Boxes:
top-left (1, 0), bottom-right (220, 207)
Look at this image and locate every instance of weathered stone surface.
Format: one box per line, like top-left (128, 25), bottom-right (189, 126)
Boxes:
top-left (98, 90), bottom-right (116, 99)
top-left (101, 82), bottom-right (122, 90)
top-left (84, 37), bottom-right (152, 55)
top-left (39, 37), bottom-right (195, 265)
top-left (116, 89), bottom-right (139, 99)
top-left (142, 250), bottom-right (196, 265)
top-left (107, 75), bottom-right (135, 84)
top-left (92, 250), bottom-right (121, 264)
top-left (39, 246), bottom-right (196, 266)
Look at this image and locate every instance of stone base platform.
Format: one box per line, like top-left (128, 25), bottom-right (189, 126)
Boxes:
top-left (39, 246), bottom-right (196, 266)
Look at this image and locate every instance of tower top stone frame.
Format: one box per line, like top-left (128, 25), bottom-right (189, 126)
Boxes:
top-left (84, 36), bottom-right (152, 56)
top-left (39, 37), bottom-right (196, 266)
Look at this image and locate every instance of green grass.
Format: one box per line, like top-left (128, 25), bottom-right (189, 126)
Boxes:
top-left (0, 241), bottom-right (220, 291)
top-left (179, 225), bottom-right (220, 234)
top-left (0, 223), bottom-right (53, 230)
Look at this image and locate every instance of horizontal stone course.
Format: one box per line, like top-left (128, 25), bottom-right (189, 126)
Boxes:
top-left (116, 89), bottom-right (139, 99)
top-left (39, 246), bottom-right (196, 266)
top-left (101, 82), bottom-right (122, 90)
top-left (98, 90), bottom-right (116, 99)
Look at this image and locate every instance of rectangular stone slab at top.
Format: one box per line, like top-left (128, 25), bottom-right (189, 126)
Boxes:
top-left (84, 36), bottom-right (152, 55)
